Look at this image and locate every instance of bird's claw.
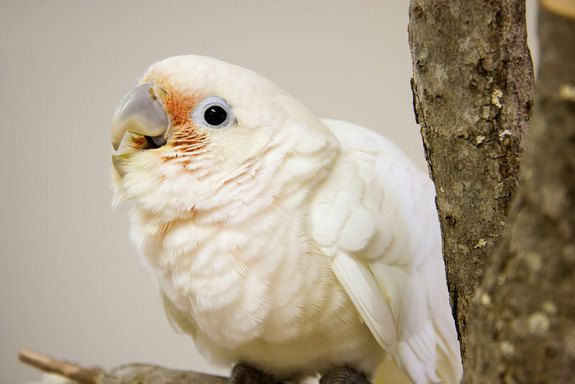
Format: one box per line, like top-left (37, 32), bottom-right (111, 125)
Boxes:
top-left (230, 362), bottom-right (283, 384)
top-left (320, 366), bottom-right (371, 384)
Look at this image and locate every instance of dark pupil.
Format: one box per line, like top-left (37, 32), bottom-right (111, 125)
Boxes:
top-left (204, 105), bottom-right (227, 126)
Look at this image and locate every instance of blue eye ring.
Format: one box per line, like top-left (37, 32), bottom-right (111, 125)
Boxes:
top-left (191, 96), bottom-right (235, 129)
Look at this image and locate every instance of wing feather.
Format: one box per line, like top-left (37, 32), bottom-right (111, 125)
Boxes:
top-left (332, 251), bottom-right (396, 350)
top-left (313, 119), bottom-right (462, 384)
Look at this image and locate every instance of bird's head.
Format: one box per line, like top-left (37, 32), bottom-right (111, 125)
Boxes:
top-left (111, 55), bottom-right (337, 219)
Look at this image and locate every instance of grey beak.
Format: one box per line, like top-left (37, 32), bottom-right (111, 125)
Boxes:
top-left (111, 83), bottom-right (169, 150)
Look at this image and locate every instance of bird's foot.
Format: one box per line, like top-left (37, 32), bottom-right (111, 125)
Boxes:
top-left (230, 362), bottom-right (283, 384)
top-left (320, 366), bottom-right (371, 384)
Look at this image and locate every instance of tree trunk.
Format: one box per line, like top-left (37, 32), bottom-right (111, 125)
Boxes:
top-left (407, 0), bottom-right (534, 367)
top-left (465, 2), bottom-right (575, 382)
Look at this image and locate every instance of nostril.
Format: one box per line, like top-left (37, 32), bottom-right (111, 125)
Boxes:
top-left (145, 135), bottom-right (167, 149)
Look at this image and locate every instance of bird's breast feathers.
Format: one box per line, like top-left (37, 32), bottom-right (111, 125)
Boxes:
top-left (128, 123), bottom-right (385, 376)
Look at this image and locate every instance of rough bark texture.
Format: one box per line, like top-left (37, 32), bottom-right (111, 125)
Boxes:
top-left (407, 0), bottom-right (533, 363)
top-left (466, 4), bottom-right (575, 382)
top-left (19, 350), bottom-right (228, 384)
top-left (105, 364), bottom-right (228, 384)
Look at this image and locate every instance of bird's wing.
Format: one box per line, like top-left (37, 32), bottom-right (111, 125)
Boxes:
top-left (312, 119), bottom-right (462, 384)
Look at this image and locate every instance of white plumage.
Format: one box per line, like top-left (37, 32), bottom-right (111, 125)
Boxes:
top-left (111, 55), bottom-right (462, 384)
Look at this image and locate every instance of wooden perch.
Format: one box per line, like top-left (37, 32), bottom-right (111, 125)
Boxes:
top-left (19, 350), bottom-right (228, 384)
top-left (19, 350), bottom-right (104, 384)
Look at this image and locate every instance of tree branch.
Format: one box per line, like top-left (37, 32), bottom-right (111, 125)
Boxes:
top-left (19, 350), bottom-right (104, 384)
top-left (465, 3), bottom-right (575, 382)
top-left (407, 0), bottom-right (533, 367)
top-left (19, 350), bottom-right (228, 384)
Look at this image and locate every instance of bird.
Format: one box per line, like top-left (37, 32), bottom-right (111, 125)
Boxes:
top-left (110, 55), bottom-right (462, 384)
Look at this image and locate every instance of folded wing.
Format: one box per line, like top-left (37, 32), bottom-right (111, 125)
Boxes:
top-left (312, 120), bottom-right (462, 384)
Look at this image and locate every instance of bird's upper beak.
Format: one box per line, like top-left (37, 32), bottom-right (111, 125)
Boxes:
top-left (111, 83), bottom-right (170, 150)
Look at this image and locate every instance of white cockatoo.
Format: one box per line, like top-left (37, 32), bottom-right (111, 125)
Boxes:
top-left (111, 55), bottom-right (462, 384)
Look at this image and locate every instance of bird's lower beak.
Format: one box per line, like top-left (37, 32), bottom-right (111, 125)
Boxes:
top-left (111, 83), bottom-right (169, 150)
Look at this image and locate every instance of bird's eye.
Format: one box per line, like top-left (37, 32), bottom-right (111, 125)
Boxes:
top-left (192, 96), bottom-right (234, 129)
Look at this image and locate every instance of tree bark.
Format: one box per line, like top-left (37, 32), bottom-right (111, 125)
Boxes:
top-left (19, 350), bottom-right (228, 384)
top-left (465, 2), bottom-right (575, 382)
top-left (407, 0), bottom-right (534, 366)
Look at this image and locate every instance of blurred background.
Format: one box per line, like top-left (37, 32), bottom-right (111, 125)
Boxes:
top-left (0, 1), bottom-right (538, 383)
